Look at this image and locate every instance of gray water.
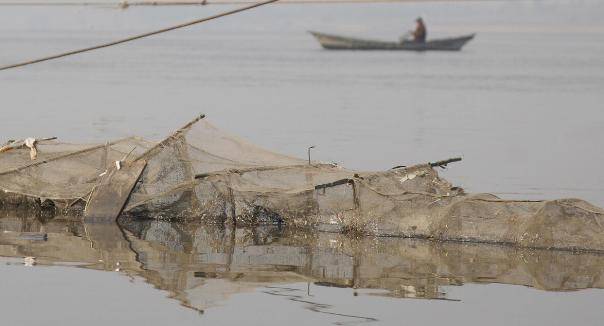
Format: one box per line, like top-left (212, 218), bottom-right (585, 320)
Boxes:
top-left (2, 218), bottom-right (604, 326)
top-left (1, 0), bottom-right (604, 325)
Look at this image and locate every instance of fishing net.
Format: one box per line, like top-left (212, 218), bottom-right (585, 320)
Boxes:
top-left (124, 117), bottom-right (355, 222)
top-left (0, 138), bottom-right (154, 209)
top-left (1, 115), bottom-right (603, 251)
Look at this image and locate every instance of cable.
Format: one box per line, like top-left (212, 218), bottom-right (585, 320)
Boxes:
top-left (0, 0), bottom-right (279, 71)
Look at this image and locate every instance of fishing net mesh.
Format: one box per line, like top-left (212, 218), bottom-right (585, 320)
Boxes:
top-left (0, 138), bottom-right (153, 205)
top-left (2, 116), bottom-right (604, 251)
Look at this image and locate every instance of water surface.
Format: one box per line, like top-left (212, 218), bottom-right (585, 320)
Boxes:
top-left (1, 0), bottom-right (603, 204)
top-left (2, 216), bottom-right (604, 325)
top-left (1, 0), bottom-right (604, 324)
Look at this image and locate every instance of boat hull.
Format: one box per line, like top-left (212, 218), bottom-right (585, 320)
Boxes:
top-left (309, 31), bottom-right (475, 51)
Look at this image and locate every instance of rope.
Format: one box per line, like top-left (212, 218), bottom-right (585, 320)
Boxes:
top-left (134, 114), bottom-right (205, 162)
top-left (0, 136), bottom-right (136, 176)
top-left (0, 0), bottom-right (279, 71)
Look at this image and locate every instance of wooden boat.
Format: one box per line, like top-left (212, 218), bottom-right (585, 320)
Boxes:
top-left (309, 31), bottom-right (475, 51)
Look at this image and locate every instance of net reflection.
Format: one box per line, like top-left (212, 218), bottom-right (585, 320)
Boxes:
top-left (1, 215), bottom-right (603, 313)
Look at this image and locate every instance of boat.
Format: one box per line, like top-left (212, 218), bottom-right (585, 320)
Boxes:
top-left (309, 31), bottom-right (475, 51)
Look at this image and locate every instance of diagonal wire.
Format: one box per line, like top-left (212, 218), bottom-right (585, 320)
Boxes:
top-left (0, 0), bottom-right (279, 71)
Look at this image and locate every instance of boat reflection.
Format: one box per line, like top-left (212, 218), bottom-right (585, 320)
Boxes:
top-left (1, 214), bottom-right (603, 312)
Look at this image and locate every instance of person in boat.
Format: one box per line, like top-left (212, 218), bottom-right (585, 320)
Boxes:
top-left (412, 17), bottom-right (427, 43)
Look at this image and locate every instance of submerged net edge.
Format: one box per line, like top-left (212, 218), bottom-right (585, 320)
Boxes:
top-left (0, 189), bottom-right (87, 217)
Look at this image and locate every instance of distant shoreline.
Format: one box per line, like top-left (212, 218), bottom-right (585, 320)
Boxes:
top-left (0, 0), bottom-right (529, 6)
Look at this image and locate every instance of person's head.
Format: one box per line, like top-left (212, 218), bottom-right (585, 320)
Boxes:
top-left (416, 17), bottom-right (424, 23)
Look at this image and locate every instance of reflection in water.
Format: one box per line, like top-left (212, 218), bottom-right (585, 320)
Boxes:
top-left (262, 286), bottom-right (379, 325)
top-left (1, 215), bottom-right (603, 316)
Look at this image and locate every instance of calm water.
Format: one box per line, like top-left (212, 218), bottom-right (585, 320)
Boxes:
top-left (2, 217), bottom-right (604, 325)
top-left (1, 0), bottom-right (604, 325)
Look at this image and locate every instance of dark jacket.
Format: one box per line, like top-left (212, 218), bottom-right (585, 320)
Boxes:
top-left (413, 21), bottom-right (427, 43)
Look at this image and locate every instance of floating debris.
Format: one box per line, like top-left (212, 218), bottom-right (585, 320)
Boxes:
top-left (23, 256), bottom-right (36, 267)
top-left (17, 232), bottom-right (48, 241)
